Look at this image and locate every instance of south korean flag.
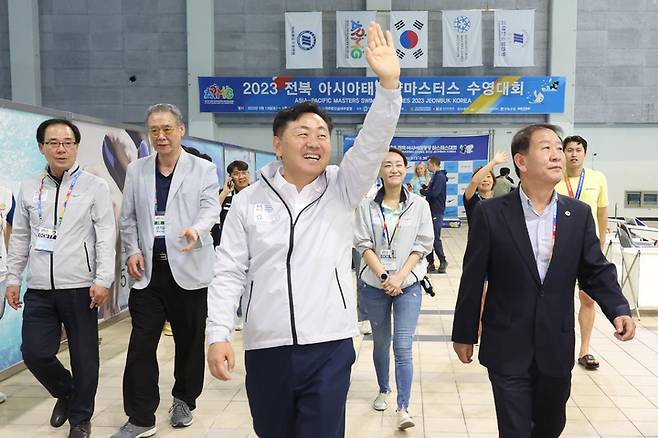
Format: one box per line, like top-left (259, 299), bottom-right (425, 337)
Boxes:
top-left (390, 11), bottom-right (428, 68)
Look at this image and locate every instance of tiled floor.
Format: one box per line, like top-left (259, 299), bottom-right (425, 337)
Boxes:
top-left (1, 226), bottom-right (658, 437)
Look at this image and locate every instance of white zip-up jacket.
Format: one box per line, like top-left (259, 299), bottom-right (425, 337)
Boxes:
top-left (354, 187), bottom-right (434, 290)
top-left (6, 164), bottom-right (116, 290)
top-left (207, 83), bottom-right (402, 350)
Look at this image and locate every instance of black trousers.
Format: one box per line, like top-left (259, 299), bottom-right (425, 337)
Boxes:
top-left (488, 362), bottom-right (572, 438)
top-left (245, 339), bottom-right (355, 438)
top-left (122, 258), bottom-right (208, 427)
top-left (21, 288), bottom-right (99, 427)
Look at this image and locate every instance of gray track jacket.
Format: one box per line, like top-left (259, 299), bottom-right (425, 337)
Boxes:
top-left (6, 163), bottom-right (116, 290)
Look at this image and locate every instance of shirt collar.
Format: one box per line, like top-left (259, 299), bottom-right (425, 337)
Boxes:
top-left (374, 185), bottom-right (408, 205)
top-left (273, 167), bottom-right (324, 194)
top-left (519, 184), bottom-right (557, 216)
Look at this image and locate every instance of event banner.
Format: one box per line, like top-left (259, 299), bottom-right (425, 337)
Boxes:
top-left (285, 12), bottom-right (323, 69)
top-left (336, 11), bottom-right (376, 68)
top-left (390, 11), bottom-right (429, 68)
top-left (442, 10), bottom-right (483, 67)
top-left (343, 134), bottom-right (489, 219)
top-left (494, 9), bottom-right (535, 67)
top-left (199, 75), bottom-right (565, 114)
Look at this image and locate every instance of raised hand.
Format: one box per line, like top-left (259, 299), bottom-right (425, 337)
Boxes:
top-left (365, 21), bottom-right (400, 90)
top-left (493, 151), bottom-right (510, 165)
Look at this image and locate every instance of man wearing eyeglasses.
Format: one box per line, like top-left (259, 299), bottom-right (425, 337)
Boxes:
top-left (5, 118), bottom-right (116, 438)
top-left (113, 104), bottom-right (220, 438)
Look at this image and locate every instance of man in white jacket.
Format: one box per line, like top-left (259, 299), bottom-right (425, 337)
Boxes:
top-left (6, 119), bottom-right (115, 438)
top-left (206, 22), bottom-right (401, 438)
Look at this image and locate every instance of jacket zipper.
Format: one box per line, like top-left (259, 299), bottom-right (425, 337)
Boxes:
top-left (50, 178), bottom-right (61, 290)
top-left (261, 174), bottom-right (328, 345)
top-left (83, 242), bottom-right (91, 272)
top-left (334, 268), bottom-right (347, 309)
top-left (244, 281), bottom-right (254, 323)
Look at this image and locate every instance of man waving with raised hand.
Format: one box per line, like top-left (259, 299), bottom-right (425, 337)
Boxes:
top-left (206, 22), bottom-right (401, 438)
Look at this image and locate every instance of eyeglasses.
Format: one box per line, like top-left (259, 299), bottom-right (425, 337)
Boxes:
top-left (148, 126), bottom-right (177, 136)
top-left (43, 140), bottom-right (77, 149)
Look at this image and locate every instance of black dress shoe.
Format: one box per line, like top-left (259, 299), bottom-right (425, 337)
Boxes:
top-left (68, 421), bottom-right (91, 438)
top-left (50, 397), bottom-right (69, 428)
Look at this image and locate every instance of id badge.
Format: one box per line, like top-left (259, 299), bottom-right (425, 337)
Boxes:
top-left (35, 227), bottom-right (57, 252)
top-left (379, 249), bottom-right (397, 271)
top-left (154, 211), bottom-right (166, 238)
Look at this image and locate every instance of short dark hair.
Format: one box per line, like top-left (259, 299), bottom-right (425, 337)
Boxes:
top-left (473, 166), bottom-right (497, 189)
top-left (272, 101), bottom-right (333, 137)
top-left (182, 145), bottom-right (212, 162)
top-left (227, 160), bottom-right (248, 174)
top-left (510, 123), bottom-right (562, 177)
top-left (499, 167), bottom-right (511, 176)
top-left (387, 147), bottom-right (407, 166)
top-left (563, 135), bottom-right (588, 153)
top-left (36, 119), bottom-right (81, 144)
top-left (428, 156), bottom-right (441, 167)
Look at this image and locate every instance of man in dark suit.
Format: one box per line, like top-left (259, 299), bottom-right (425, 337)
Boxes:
top-left (420, 156), bottom-right (448, 273)
top-left (451, 123), bottom-right (635, 438)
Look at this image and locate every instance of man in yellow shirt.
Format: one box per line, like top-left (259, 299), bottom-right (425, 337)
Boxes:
top-left (555, 135), bottom-right (609, 370)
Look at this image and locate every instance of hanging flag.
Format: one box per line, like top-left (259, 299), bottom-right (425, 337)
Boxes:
top-left (285, 12), bottom-right (323, 69)
top-left (336, 11), bottom-right (377, 68)
top-left (390, 11), bottom-right (428, 69)
top-left (442, 10), bottom-right (482, 67)
top-left (494, 9), bottom-right (535, 67)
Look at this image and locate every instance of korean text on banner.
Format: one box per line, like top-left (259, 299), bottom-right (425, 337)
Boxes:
top-left (336, 11), bottom-right (377, 68)
top-left (494, 9), bottom-right (535, 67)
top-left (442, 10), bottom-right (482, 67)
top-left (285, 12), bottom-right (323, 69)
top-left (390, 11), bottom-right (428, 69)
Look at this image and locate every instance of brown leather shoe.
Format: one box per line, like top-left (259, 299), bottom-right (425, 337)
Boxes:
top-left (50, 397), bottom-right (69, 428)
top-left (68, 421), bottom-right (91, 438)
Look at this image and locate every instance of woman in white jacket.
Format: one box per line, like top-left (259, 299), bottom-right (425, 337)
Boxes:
top-left (354, 148), bottom-right (434, 430)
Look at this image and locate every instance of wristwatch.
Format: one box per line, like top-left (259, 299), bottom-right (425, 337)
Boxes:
top-left (380, 272), bottom-right (389, 282)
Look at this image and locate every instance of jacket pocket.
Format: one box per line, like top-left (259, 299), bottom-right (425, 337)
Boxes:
top-left (244, 281), bottom-right (254, 323)
top-left (334, 268), bottom-right (347, 310)
top-left (83, 242), bottom-right (92, 273)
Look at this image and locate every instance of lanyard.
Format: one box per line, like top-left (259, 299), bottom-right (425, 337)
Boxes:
top-left (379, 205), bottom-right (402, 248)
top-left (565, 169), bottom-right (585, 200)
top-left (549, 201), bottom-right (558, 261)
top-left (37, 170), bottom-right (82, 227)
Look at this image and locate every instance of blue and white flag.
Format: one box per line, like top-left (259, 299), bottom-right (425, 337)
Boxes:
top-left (390, 11), bottom-right (428, 69)
top-left (494, 9), bottom-right (535, 67)
top-left (336, 11), bottom-right (376, 68)
top-left (442, 10), bottom-right (482, 67)
top-left (285, 12), bottom-right (323, 69)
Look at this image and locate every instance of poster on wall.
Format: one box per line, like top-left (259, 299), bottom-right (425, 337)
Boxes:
top-left (0, 108), bottom-right (49, 372)
top-left (255, 152), bottom-right (278, 179)
top-left (0, 102), bottom-right (272, 373)
top-left (343, 134), bottom-right (489, 220)
top-left (183, 138), bottom-right (225, 184)
top-left (74, 121), bottom-right (152, 320)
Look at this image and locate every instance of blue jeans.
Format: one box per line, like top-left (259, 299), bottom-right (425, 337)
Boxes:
top-left (361, 282), bottom-right (422, 410)
top-left (356, 279), bottom-right (368, 322)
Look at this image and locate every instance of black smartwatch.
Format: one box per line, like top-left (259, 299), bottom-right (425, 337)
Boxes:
top-left (380, 272), bottom-right (389, 282)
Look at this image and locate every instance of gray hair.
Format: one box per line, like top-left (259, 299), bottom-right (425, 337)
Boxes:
top-left (145, 103), bottom-right (184, 126)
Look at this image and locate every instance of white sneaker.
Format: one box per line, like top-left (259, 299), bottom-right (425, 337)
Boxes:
top-left (0, 392), bottom-right (6, 403)
top-left (397, 409), bottom-right (415, 430)
top-left (359, 320), bottom-right (372, 335)
top-left (372, 392), bottom-right (388, 411)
